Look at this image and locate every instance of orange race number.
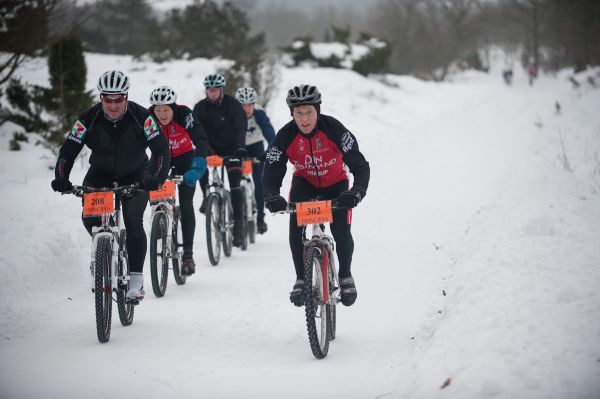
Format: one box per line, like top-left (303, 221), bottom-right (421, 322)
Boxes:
top-left (206, 155), bottom-right (224, 167)
top-left (243, 160), bottom-right (253, 175)
top-left (83, 192), bottom-right (114, 217)
top-left (149, 180), bottom-right (176, 202)
top-left (296, 200), bottom-right (333, 226)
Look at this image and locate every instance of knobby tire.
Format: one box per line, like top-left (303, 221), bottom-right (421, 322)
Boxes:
top-left (150, 211), bottom-right (169, 297)
top-left (95, 236), bottom-right (113, 343)
top-left (206, 194), bottom-right (221, 266)
top-left (116, 230), bottom-right (134, 326)
top-left (240, 186), bottom-right (248, 251)
top-left (171, 206), bottom-right (187, 285)
top-left (304, 246), bottom-right (331, 359)
top-left (222, 191), bottom-right (233, 257)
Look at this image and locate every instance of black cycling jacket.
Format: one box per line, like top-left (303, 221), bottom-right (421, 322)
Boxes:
top-left (54, 101), bottom-right (170, 183)
top-left (192, 94), bottom-right (247, 156)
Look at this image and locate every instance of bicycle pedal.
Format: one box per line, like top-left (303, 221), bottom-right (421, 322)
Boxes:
top-left (125, 298), bottom-right (141, 305)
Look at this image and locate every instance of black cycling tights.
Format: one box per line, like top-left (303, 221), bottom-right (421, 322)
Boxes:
top-left (288, 177), bottom-right (354, 280)
top-left (81, 168), bottom-right (148, 273)
top-left (170, 151), bottom-right (197, 256)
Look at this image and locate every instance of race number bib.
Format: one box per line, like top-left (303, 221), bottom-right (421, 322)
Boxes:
top-left (82, 192), bottom-right (114, 216)
top-left (149, 180), bottom-right (176, 202)
top-left (296, 200), bottom-right (333, 226)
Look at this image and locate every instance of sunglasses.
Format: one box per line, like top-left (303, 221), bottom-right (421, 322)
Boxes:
top-left (101, 95), bottom-right (126, 104)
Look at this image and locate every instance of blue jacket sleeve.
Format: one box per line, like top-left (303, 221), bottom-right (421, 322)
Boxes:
top-left (254, 109), bottom-right (276, 146)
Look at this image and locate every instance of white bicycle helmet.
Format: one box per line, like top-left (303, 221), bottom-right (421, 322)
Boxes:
top-left (149, 86), bottom-right (177, 105)
top-left (235, 87), bottom-right (258, 104)
top-left (285, 84), bottom-right (321, 107)
top-left (97, 70), bottom-right (130, 95)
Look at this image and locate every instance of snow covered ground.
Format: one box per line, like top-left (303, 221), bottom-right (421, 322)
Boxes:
top-left (1, 53), bottom-right (599, 399)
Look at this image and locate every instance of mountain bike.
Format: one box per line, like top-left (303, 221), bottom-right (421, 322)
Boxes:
top-left (204, 155), bottom-right (234, 265)
top-left (278, 200), bottom-right (343, 359)
top-left (148, 174), bottom-right (186, 297)
top-left (64, 183), bottom-right (140, 343)
top-left (240, 158), bottom-right (259, 249)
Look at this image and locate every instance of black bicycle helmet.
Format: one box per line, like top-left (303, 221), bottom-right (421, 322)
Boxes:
top-left (285, 84), bottom-right (322, 107)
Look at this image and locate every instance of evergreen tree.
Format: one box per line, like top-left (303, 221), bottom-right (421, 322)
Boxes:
top-left (46, 35), bottom-right (95, 145)
top-left (2, 34), bottom-right (94, 148)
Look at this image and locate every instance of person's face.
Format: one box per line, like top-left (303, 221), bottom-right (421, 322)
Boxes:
top-left (242, 103), bottom-right (255, 119)
top-left (292, 105), bottom-right (318, 134)
top-left (153, 105), bottom-right (174, 125)
top-left (206, 87), bottom-right (222, 102)
top-left (101, 94), bottom-right (127, 120)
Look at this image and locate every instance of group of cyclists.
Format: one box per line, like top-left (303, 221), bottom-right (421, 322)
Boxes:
top-left (51, 69), bottom-right (370, 309)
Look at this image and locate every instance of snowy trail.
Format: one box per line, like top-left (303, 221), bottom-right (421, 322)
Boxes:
top-left (1, 54), bottom-right (599, 398)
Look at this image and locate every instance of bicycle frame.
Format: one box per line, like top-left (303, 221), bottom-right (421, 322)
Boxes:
top-left (87, 188), bottom-right (132, 293)
top-left (241, 158), bottom-right (258, 225)
top-left (278, 201), bottom-right (343, 305)
top-left (302, 223), bottom-right (340, 306)
top-left (204, 156), bottom-right (235, 264)
top-left (149, 175), bottom-right (184, 260)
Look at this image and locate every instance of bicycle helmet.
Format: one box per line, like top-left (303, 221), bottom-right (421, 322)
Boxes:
top-left (286, 84), bottom-right (321, 107)
top-left (203, 73), bottom-right (226, 88)
top-left (149, 85), bottom-right (177, 105)
top-left (235, 87), bottom-right (258, 104)
top-left (97, 70), bottom-right (130, 95)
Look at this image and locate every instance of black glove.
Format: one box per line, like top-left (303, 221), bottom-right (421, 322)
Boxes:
top-left (336, 190), bottom-right (362, 208)
top-left (265, 193), bottom-right (288, 213)
top-left (51, 177), bottom-right (73, 193)
top-left (142, 175), bottom-right (161, 191)
top-left (257, 152), bottom-right (267, 163)
top-left (236, 148), bottom-right (249, 159)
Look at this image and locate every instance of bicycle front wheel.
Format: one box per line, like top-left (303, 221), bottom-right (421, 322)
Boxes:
top-left (222, 190), bottom-right (234, 257)
top-left (116, 230), bottom-right (134, 326)
top-left (171, 206), bottom-right (187, 285)
top-left (94, 236), bottom-right (113, 343)
top-left (205, 194), bottom-right (221, 265)
top-left (240, 186), bottom-right (248, 251)
top-left (150, 211), bottom-right (169, 297)
top-left (304, 246), bottom-right (331, 359)
top-left (327, 245), bottom-right (337, 340)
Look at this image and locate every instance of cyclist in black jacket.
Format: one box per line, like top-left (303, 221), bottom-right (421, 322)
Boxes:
top-left (149, 86), bottom-right (209, 275)
top-left (263, 84), bottom-right (370, 307)
top-left (51, 70), bottom-right (171, 303)
top-left (193, 73), bottom-right (248, 247)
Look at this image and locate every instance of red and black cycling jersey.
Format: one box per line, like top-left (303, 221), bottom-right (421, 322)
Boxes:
top-left (149, 104), bottom-right (208, 159)
top-left (55, 101), bottom-right (170, 183)
top-left (263, 114), bottom-right (370, 197)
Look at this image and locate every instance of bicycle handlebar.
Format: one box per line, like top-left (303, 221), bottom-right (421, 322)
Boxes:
top-left (275, 200), bottom-right (347, 214)
top-left (167, 175), bottom-right (184, 184)
top-left (62, 183), bottom-right (141, 197)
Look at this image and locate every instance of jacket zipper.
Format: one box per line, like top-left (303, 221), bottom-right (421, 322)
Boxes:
top-left (307, 135), bottom-right (321, 189)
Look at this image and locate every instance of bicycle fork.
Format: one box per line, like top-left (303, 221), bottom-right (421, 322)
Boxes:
top-left (89, 227), bottom-right (124, 293)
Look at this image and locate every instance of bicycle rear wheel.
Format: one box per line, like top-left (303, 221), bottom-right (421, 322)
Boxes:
top-left (116, 230), bottom-right (134, 326)
top-left (304, 246), bottom-right (331, 358)
top-left (171, 206), bottom-right (187, 285)
top-left (205, 194), bottom-right (221, 265)
top-left (222, 190), bottom-right (233, 257)
top-left (94, 236), bottom-right (113, 343)
top-left (150, 211), bottom-right (169, 297)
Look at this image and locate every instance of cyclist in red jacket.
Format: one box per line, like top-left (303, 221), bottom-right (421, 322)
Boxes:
top-left (263, 84), bottom-right (370, 307)
top-left (148, 86), bottom-right (209, 276)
